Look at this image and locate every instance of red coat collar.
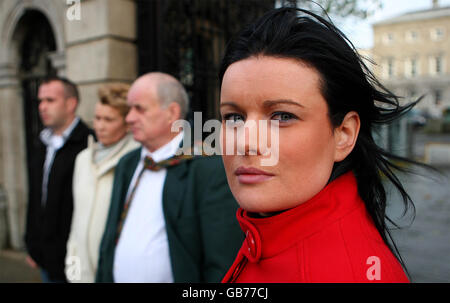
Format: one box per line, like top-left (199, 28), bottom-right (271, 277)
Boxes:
top-left (236, 171), bottom-right (364, 263)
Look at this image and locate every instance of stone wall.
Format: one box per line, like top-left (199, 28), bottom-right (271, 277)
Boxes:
top-left (65, 0), bottom-right (137, 125)
top-left (0, 0), bottom-right (137, 249)
top-left (0, 0), bottom-right (67, 250)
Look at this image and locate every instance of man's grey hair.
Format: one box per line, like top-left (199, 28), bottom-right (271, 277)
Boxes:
top-left (157, 80), bottom-right (190, 119)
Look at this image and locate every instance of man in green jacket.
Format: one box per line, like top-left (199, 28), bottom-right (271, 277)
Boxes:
top-left (96, 72), bottom-right (243, 282)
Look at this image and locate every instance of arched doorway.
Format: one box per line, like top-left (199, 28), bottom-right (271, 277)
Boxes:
top-left (0, 3), bottom-right (64, 249)
top-left (13, 10), bottom-right (57, 181)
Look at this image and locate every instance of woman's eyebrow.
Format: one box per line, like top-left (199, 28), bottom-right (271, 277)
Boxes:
top-left (220, 101), bottom-right (241, 109)
top-left (220, 100), bottom-right (305, 108)
top-left (263, 99), bottom-right (305, 108)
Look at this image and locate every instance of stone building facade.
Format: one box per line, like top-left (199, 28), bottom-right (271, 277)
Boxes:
top-left (0, 0), bottom-right (273, 250)
top-left (0, 0), bottom-right (137, 250)
top-left (372, 3), bottom-right (450, 115)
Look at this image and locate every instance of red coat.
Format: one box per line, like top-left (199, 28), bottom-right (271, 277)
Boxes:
top-left (222, 172), bottom-right (410, 283)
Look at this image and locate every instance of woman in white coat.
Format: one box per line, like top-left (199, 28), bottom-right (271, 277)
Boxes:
top-left (65, 83), bottom-right (139, 282)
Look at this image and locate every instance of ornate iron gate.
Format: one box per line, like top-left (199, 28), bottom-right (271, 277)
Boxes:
top-left (17, 10), bottom-right (57, 185)
top-left (136, 0), bottom-right (274, 124)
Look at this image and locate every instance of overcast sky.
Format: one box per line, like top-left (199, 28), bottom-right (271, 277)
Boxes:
top-left (341, 0), bottom-right (450, 49)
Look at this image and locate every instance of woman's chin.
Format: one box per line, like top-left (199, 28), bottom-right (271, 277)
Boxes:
top-left (234, 189), bottom-right (307, 215)
top-left (235, 195), bottom-right (281, 214)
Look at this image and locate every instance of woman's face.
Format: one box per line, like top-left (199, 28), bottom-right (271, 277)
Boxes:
top-left (220, 56), bottom-right (339, 213)
top-left (94, 103), bottom-right (128, 147)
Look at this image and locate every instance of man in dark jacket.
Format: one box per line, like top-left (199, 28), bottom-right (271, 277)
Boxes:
top-left (24, 76), bottom-right (92, 282)
top-left (96, 73), bottom-right (243, 282)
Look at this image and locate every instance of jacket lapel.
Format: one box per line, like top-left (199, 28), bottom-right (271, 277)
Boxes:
top-left (122, 148), bottom-right (142, 196)
top-left (64, 119), bottom-right (89, 146)
top-left (162, 160), bottom-right (190, 222)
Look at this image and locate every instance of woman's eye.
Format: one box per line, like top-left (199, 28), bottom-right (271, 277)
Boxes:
top-left (271, 112), bottom-right (297, 122)
top-left (223, 113), bottom-right (245, 123)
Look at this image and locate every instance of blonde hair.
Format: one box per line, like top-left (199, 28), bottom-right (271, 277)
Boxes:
top-left (97, 83), bottom-right (130, 118)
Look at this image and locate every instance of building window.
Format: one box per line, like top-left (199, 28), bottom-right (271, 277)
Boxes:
top-left (405, 58), bottom-right (419, 77)
top-left (382, 58), bottom-right (395, 79)
top-left (434, 90), bottom-right (442, 105)
top-left (411, 59), bottom-right (418, 76)
top-left (431, 27), bottom-right (445, 41)
top-left (405, 30), bottom-right (419, 42)
top-left (382, 33), bottom-right (394, 45)
top-left (436, 56), bottom-right (443, 74)
top-left (429, 55), bottom-right (445, 75)
top-left (388, 58), bottom-right (395, 78)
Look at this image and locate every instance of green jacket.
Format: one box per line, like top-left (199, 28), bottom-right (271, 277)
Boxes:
top-left (96, 148), bottom-right (244, 282)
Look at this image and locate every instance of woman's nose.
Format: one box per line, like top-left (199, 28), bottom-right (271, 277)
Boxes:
top-left (235, 119), bottom-right (260, 156)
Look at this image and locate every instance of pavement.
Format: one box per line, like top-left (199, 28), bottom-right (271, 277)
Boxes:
top-left (2, 168), bottom-right (448, 283)
top-left (0, 250), bottom-right (41, 283)
top-left (387, 165), bottom-right (450, 282)
top-left (412, 130), bottom-right (450, 161)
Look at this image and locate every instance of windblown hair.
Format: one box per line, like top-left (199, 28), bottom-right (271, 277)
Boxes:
top-left (219, 7), bottom-right (425, 275)
top-left (98, 83), bottom-right (131, 118)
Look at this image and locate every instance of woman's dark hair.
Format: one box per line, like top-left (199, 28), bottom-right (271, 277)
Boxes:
top-left (219, 7), bottom-right (426, 275)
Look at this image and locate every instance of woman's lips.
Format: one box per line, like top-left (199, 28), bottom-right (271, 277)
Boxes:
top-left (235, 166), bottom-right (274, 184)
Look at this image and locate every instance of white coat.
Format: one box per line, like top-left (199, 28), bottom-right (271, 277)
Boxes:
top-left (65, 133), bottom-right (139, 282)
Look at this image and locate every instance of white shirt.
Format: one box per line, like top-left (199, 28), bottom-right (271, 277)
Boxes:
top-left (113, 133), bottom-right (184, 283)
top-left (40, 117), bottom-right (80, 205)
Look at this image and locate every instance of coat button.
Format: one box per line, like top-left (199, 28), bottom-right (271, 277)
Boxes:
top-left (245, 230), bottom-right (257, 258)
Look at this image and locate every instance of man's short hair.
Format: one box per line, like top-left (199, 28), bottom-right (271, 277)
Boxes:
top-left (157, 79), bottom-right (189, 119)
top-left (41, 76), bottom-right (80, 103)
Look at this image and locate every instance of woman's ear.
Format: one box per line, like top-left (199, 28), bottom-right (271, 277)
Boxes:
top-left (333, 111), bottom-right (360, 162)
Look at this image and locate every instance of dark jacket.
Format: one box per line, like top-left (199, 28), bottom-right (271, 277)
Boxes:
top-left (25, 119), bottom-right (92, 281)
top-left (96, 149), bottom-right (244, 282)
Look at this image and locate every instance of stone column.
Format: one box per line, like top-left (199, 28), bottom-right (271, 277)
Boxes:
top-left (65, 0), bottom-right (137, 125)
top-left (0, 0), bottom-right (68, 251)
top-left (0, 65), bottom-right (28, 250)
top-left (48, 51), bottom-right (67, 77)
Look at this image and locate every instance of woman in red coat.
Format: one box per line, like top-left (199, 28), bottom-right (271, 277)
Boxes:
top-left (218, 8), bottom-right (416, 283)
